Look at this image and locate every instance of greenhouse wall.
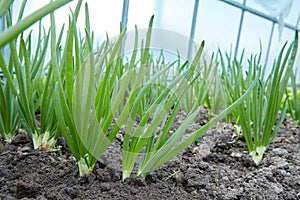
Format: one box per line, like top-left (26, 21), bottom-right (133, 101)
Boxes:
top-left (1, 0), bottom-right (300, 81)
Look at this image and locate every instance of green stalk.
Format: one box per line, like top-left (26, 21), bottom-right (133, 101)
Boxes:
top-left (0, 0), bottom-right (72, 47)
top-left (0, 79), bottom-right (19, 143)
top-left (138, 77), bottom-right (258, 175)
top-left (285, 69), bottom-right (300, 123)
top-left (0, 0), bottom-right (13, 18)
top-left (224, 31), bottom-right (298, 165)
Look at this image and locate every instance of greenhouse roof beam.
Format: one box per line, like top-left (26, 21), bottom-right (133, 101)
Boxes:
top-left (217, 0), bottom-right (300, 32)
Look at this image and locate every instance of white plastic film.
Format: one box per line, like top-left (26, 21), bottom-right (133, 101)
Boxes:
top-left (254, 0), bottom-right (294, 40)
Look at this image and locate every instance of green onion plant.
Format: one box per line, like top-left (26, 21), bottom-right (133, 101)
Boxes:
top-left (285, 69), bottom-right (300, 124)
top-left (201, 53), bottom-right (226, 114)
top-left (0, 1), bottom-right (71, 149)
top-left (121, 39), bottom-right (258, 179)
top-left (14, 26), bottom-right (59, 150)
top-left (0, 76), bottom-right (19, 143)
top-left (219, 49), bottom-right (248, 123)
top-left (221, 32), bottom-right (298, 164)
top-left (51, 2), bottom-right (138, 176)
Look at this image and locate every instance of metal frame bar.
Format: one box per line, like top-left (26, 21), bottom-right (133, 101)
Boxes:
top-left (217, 0), bottom-right (300, 32)
top-left (188, 0), bottom-right (200, 59)
top-left (218, 0), bottom-right (299, 66)
top-left (121, 0), bottom-right (130, 57)
top-left (121, 0), bottom-right (130, 30)
top-left (234, 0), bottom-right (246, 57)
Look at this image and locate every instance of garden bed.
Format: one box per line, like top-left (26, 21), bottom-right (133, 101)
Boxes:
top-left (0, 113), bottom-right (299, 200)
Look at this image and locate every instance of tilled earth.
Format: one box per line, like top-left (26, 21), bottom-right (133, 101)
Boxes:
top-left (0, 114), bottom-right (299, 199)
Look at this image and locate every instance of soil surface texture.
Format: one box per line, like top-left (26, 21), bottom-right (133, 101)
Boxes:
top-left (0, 114), bottom-right (299, 200)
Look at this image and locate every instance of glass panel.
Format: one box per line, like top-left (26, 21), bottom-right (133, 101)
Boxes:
top-left (126, 0), bottom-right (194, 37)
top-left (237, 12), bottom-right (272, 69)
top-left (5, 0), bottom-right (300, 82)
top-left (285, 1), bottom-right (300, 26)
top-left (127, 0), bottom-right (156, 30)
top-left (194, 0), bottom-right (241, 53)
top-left (154, 0), bottom-right (193, 37)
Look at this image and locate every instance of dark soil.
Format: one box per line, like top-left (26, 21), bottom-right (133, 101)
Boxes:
top-left (0, 114), bottom-right (299, 199)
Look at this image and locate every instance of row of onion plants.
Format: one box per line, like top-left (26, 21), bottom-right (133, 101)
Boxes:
top-left (1, 0), bottom-right (298, 180)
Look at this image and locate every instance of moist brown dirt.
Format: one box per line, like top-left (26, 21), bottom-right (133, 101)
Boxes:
top-left (0, 114), bottom-right (299, 200)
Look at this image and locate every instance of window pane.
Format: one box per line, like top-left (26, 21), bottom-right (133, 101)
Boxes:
top-left (194, 0), bottom-right (241, 53)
